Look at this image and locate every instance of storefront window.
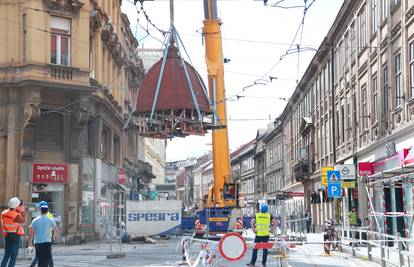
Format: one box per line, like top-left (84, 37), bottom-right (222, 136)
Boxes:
top-left (80, 157), bottom-right (95, 239)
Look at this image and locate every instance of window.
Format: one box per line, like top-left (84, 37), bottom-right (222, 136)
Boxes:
top-left (33, 112), bottom-right (63, 150)
top-left (113, 135), bottom-right (121, 166)
top-left (351, 23), bottom-right (356, 62)
top-left (382, 0), bottom-right (388, 20)
top-left (101, 126), bottom-right (111, 161)
top-left (83, 120), bottom-right (95, 155)
top-left (371, 0), bottom-right (377, 33)
top-left (23, 14), bottom-right (27, 62)
top-left (51, 16), bottom-right (71, 65)
top-left (336, 111), bottom-right (340, 146)
top-left (359, 9), bottom-right (367, 49)
top-left (327, 61), bottom-right (331, 89)
top-left (372, 76), bottom-right (378, 122)
top-left (410, 41), bottom-right (414, 99)
top-left (383, 65), bottom-right (389, 114)
top-left (325, 120), bottom-right (329, 156)
top-left (362, 85), bottom-right (368, 129)
top-left (344, 34), bottom-right (349, 69)
top-left (346, 95), bottom-right (351, 140)
top-left (341, 106), bottom-right (345, 144)
top-left (395, 54), bottom-right (403, 106)
top-left (338, 42), bottom-right (343, 78)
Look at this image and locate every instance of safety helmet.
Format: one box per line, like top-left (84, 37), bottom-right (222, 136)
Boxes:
top-left (8, 197), bottom-right (21, 209)
top-left (260, 204), bottom-right (269, 213)
top-left (38, 201), bottom-right (48, 208)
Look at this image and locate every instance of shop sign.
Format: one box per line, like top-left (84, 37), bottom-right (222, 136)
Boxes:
top-left (341, 181), bottom-right (356, 188)
top-left (288, 192), bottom-right (305, 197)
top-left (321, 166), bottom-right (334, 186)
top-left (32, 163), bottom-right (68, 183)
top-left (126, 200), bottom-right (181, 236)
top-left (404, 146), bottom-right (414, 166)
top-left (352, 188), bottom-right (358, 199)
top-left (33, 183), bottom-right (63, 192)
top-left (372, 149), bottom-right (408, 174)
top-left (358, 162), bottom-right (373, 176)
top-left (335, 164), bottom-right (355, 180)
top-left (118, 169), bottom-right (126, 184)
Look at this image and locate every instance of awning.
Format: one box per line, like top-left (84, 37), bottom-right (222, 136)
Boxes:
top-left (282, 182), bottom-right (304, 193)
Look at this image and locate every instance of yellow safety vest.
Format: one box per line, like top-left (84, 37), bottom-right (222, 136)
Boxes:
top-left (255, 212), bottom-right (271, 236)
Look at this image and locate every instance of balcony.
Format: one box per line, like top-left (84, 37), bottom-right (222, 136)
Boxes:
top-left (294, 146), bottom-right (310, 183)
top-left (49, 64), bottom-right (76, 80)
top-left (137, 160), bottom-right (155, 181)
top-left (0, 64), bottom-right (94, 92)
top-left (294, 159), bottom-right (310, 183)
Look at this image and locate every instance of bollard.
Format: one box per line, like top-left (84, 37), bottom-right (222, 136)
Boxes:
top-left (352, 235), bottom-right (356, 257)
top-left (397, 233), bottom-right (404, 267)
top-left (380, 233), bottom-right (386, 267)
top-left (367, 241), bottom-right (372, 261)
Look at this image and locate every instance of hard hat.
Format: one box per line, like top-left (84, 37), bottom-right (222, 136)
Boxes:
top-left (38, 201), bottom-right (48, 208)
top-left (260, 204), bottom-right (268, 213)
top-left (8, 197), bottom-right (21, 209)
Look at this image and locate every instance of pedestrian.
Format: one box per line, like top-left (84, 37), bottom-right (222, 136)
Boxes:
top-left (246, 204), bottom-right (276, 267)
top-left (29, 201), bottom-right (54, 267)
top-left (306, 211), bottom-right (312, 233)
top-left (0, 197), bottom-right (25, 267)
top-left (28, 201), bottom-right (58, 267)
top-left (348, 206), bottom-right (359, 246)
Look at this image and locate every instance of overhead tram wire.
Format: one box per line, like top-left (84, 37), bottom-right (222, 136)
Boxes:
top-left (259, 0), bottom-right (316, 82)
top-left (23, 5), bottom-right (396, 51)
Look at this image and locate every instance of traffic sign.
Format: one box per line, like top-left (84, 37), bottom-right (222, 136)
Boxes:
top-left (327, 170), bottom-right (341, 184)
top-left (335, 164), bottom-right (355, 180)
top-left (218, 233), bottom-right (247, 262)
top-left (321, 166), bottom-right (334, 186)
top-left (328, 183), bottom-right (342, 198)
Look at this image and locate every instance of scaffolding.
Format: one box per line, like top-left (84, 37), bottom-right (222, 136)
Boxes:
top-left (365, 163), bottom-right (414, 244)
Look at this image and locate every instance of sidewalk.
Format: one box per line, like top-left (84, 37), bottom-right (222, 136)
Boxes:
top-left (340, 239), bottom-right (414, 267)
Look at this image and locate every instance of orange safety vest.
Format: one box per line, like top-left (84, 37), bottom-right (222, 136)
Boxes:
top-left (1, 209), bottom-right (24, 236)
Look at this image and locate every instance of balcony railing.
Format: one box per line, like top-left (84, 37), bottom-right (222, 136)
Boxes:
top-left (48, 64), bottom-right (77, 80)
top-left (294, 159), bottom-right (310, 183)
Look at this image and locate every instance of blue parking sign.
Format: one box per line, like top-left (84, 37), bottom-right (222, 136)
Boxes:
top-left (328, 183), bottom-right (342, 198)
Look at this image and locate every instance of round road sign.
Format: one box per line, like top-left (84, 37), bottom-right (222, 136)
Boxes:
top-left (218, 233), bottom-right (247, 262)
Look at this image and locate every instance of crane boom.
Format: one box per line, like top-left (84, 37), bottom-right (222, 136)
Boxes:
top-left (203, 0), bottom-right (233, 208)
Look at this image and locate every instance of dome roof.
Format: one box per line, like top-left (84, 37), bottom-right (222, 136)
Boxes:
top-left (136, 45), bottom-right (210, 114)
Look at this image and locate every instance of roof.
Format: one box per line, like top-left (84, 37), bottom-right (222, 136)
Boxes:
top-left (230, 139), bottom-right (255, 161)
top-left (136, 44), bottom-right (210, 113)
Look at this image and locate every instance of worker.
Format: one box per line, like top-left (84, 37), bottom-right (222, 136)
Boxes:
top-left (247, 204), bottom-right (276, 267)
top-left (0, 197), bottom-right (25, 267)
top-left (28, 201), bottom-right (58, 267)
top-left (30, 201), bottom-right (55, 267)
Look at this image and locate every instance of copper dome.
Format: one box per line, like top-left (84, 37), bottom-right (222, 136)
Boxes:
top-left (136, 45), bottom-right (211, 114)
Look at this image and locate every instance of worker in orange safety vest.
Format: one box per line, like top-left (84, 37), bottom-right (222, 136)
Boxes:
top-left (1, 197), bottom-right (25, 267)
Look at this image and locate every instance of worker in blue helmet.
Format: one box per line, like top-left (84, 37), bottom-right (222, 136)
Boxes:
top-left (247, 204), bottom-right (277, 267)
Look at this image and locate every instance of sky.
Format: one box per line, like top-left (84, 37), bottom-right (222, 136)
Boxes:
top-left (121, 0), bottom-right (343, 162)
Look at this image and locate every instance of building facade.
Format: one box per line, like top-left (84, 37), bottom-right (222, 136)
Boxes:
top-left (0, 0), bottom-right (155, 242)
top-left (272, 0), bottom-right (414, 233)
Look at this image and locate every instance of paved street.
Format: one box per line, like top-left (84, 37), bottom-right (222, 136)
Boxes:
top-left (3, 235), bottom-right (379, 267)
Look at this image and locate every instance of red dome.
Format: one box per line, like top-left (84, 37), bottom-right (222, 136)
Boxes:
top-left (136, 46), bottom-right (211, 114)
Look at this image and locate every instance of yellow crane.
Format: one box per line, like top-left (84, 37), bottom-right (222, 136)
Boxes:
top-left (195, 0), bottom-right (243, 236)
